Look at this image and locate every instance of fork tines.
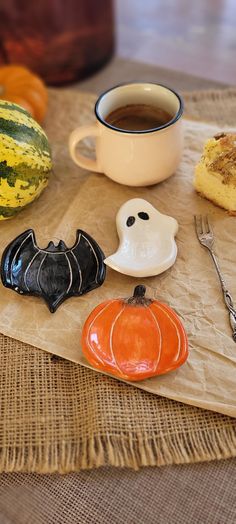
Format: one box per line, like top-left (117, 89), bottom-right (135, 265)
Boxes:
top-left (194, 215), bottom-right (212, 236)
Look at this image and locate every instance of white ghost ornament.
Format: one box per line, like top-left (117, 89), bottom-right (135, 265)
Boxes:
top-left (104, 198), bottom-right (178, 277)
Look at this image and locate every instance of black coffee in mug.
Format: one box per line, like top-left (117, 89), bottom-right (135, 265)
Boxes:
top-left (105, 103), bottom-right (172, 131)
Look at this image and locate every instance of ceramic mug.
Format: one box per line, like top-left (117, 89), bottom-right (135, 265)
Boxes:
top-left (69, 82), bottom-right (184, 187)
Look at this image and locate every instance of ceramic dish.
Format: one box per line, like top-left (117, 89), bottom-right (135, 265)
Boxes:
top-left (1, 229), bottom-right (106, 312)
top-left (105, 198), bottom-right (178, 277)
top-left (82, 285), bottom-right (188, 381)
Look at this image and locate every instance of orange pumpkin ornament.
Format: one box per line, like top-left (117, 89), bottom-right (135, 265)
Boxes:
top-left (0, 65), bottom-right (48, 122)
top-left (82, 285), bottom-right (188, 381)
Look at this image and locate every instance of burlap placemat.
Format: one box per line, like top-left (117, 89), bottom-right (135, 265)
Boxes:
top-left (0, 87), bottom-right (236, 473)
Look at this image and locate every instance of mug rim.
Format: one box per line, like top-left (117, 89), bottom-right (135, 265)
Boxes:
top-left (94, 82), bottom-right (184, 135)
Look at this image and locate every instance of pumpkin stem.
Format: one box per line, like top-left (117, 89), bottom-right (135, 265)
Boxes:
top-left (127, 285), bottom-right (152, 305)
top-left (133, 285), bottom-right (146, 298)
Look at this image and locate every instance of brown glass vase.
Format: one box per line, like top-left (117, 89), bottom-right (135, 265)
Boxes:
top-left (0, 0), bottom-right (114, 85)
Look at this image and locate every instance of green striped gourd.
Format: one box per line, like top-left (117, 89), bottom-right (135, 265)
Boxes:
top-left (0, 100), bottom-right (52, 220)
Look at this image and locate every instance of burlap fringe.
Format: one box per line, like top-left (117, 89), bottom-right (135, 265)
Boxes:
top-left (1, 425), bottom-right (236, 473)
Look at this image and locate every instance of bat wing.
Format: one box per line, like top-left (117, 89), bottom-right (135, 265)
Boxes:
top-left (1, 230), bottom-right (73, 312)
top-left (70, 230), bottom-right (106, 295)
top-left (1, 229), bottom-right (45, 295)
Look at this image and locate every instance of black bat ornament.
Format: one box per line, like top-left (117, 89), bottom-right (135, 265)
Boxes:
top-left (1, 229), bottom-right (106, 312)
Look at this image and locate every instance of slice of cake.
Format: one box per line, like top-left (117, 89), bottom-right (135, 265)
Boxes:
top-left (194, 133), bottom-right (236, 214)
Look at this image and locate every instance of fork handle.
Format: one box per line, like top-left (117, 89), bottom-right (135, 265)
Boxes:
top-left (210, 251), bottom-right (227, 291)
top-left (209, 250), bottom-right (236, 342)
top-left (229, 311), bottom-right (236, 342)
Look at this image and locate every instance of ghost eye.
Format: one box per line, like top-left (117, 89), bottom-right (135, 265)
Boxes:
top-left (138, 212), bottom-right (149, 220)
top-left (126, 216), bottom-right (135, 227)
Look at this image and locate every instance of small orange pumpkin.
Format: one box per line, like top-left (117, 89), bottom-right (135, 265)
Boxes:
top-left (82, 285), bottom-right (188, 381)
top-left (0, 64), bottom-right (48, 122)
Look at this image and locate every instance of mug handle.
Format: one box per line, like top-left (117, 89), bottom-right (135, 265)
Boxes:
top-left (69, 124), bottom-right (102, 173)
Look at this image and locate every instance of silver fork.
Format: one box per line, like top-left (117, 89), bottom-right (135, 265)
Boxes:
top-left (194, 215), bottom-right (236, 342)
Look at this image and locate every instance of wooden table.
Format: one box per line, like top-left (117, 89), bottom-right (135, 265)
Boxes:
top-left (0, 58), bottom-right (235, 524)
top-left (115, 0), bottom-right (236, 85)
top-left (78, 56), bottom-right (226, 94)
